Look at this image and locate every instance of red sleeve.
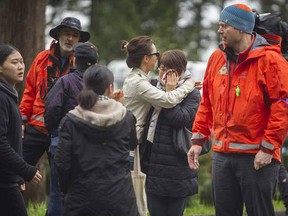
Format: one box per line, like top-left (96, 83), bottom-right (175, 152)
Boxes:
top-left (19, 57), bottom-right (39, 122)
top-left (262, 50), bottom-right (288, 151)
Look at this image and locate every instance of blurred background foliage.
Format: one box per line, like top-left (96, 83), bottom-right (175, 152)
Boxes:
top-left (47, 0), bottom-right (288, 64)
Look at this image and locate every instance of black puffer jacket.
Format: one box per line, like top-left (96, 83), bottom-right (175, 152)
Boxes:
top-left (145, 88), bottom-right (201, 197)
top-left (0, 79), bottom-right (36, 187)
top-left (55, 99), bottom-right (139, 216)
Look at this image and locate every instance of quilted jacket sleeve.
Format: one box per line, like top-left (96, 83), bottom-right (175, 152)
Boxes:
top-left (162, 88), bottom-right (201, 129)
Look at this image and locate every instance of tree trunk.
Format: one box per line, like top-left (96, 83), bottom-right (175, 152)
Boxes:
top-left (0, 0), bottom-right (47, 99)
top-left (0, 0), bottom-right (48, 204)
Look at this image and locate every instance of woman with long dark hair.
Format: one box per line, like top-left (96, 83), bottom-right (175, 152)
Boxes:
top-left (0, 44), bottom-right (42, 216)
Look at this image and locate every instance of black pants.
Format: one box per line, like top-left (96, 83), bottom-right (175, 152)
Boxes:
top-left (146, 192), bottom-right (186, 216)
top-left (22, 125), bottom-right (51, 166)
top-left (0, 187), bottom-right (27, 216)
top-left (212, 152), bottom-right (279, 216)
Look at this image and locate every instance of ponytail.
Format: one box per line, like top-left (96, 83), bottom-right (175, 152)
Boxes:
top-left (77, 65), bottom-right (114, 109)
top-left (77, 88), bottom-right (99, 110)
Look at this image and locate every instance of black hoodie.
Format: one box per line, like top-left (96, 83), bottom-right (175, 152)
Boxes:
top-left (0, 79), bottom-right (36, 187)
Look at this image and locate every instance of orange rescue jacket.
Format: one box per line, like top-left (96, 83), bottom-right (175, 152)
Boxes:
top-left (192, 34), bottom-right (288, 163)
top-left (20, 41), bottom-right (74, 133)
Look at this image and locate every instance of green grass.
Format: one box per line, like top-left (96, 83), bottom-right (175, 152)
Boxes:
top-left (27, 199), bottom-right (285, 216)
top-left (184, 199), bottom-right (286, 216)
top-left (27, 202), bottom-right (47, 216)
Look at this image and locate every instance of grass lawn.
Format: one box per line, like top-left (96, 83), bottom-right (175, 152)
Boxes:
top-left (27, 199), bottom-right (286, 216)
top-left (184, 199), bottom-right (286, 216)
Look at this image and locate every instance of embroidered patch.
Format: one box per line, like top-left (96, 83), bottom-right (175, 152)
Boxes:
top-left (218, 66), bottom-right (228, 75)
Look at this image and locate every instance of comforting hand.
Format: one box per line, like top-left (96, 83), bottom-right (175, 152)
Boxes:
top-left (195, 82), bottom-right (203, 90)
top-left (253, 150), bottom-right (273, 170)
top-left (31, 170), bottom-right (42, 184)
top-left (112, 89), bottom-right (124, 103)
top-left (187, 145), bottom-right (202, 170)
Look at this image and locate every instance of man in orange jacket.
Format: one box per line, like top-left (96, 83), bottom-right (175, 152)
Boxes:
top-left (187, 3), bottom-right (288, 216)
top-left (19, 17), bottom-right (90, 216)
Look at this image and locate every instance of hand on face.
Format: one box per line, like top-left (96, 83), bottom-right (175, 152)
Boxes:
top-left (164, 69), bottom-right (178, 91)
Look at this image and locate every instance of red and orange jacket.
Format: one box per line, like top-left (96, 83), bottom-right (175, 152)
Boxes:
top-left (192, 33), bottom-right (288, 163)
top-left (20, 41), bottom-right (74, 133)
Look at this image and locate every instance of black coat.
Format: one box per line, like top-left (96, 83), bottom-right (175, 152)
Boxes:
top-left (0, 79), bottom-right (36, 187)
top-left (55, 109), bottom-right (139, 216)
top-left (145, 88), bottom-right (201, 197)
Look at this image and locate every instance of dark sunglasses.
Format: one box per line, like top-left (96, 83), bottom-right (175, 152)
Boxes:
top-left (148, 51), bottom-right (160, 58)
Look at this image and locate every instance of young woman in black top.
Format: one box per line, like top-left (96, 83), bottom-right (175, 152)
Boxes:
top-left (0, 44), bottom-right (42, 216)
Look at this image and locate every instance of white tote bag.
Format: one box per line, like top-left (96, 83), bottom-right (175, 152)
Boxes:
top-left (131, 146), bottom-right (148, 216)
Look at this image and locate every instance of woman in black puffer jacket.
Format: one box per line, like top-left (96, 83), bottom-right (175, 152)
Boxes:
top-left (143, 49), bottom-right (201, 216)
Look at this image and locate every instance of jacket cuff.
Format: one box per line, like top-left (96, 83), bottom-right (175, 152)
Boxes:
top-left (22, 115), bottom-right (28, 123)
top-left (260, 145), bottom-right (274, 155)
top-left (23, 165), bottom-right (37, 182)
top-left (261, 140), bottom-right (275, 155)
top-left (191, 133), bottom-right (206, 146)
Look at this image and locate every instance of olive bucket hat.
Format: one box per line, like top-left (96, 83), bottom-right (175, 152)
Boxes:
top-left (49, 17), bottom-right (90, 42)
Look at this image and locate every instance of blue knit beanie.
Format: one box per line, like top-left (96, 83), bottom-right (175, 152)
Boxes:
top-left (219, 4), bottom-right (255, 34)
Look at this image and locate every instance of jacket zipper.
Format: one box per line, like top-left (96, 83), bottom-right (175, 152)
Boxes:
top-left (224, 60), bottom-right (230, 151)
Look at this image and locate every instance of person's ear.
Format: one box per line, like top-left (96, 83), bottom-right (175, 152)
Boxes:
top-left (105, 84), bottom-right (114, 98)
top-left (109, 83), bottom-right (114, 93)
top-left (143, 55), bottom-right (150, 63)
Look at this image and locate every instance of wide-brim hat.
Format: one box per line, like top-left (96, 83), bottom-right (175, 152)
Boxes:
top-left (49, 17), bottom-right (90, 42)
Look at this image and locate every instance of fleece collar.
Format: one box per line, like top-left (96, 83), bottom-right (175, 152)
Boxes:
top-left (69, 98), bottom-right (127, 127)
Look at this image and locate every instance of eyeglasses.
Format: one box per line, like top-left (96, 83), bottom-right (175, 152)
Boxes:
top-left (158, 67), bottom-right (168, 73)
top-left (148, 51), bottom-right (160, 58)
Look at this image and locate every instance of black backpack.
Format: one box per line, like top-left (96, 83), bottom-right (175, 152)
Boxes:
top-left (253, 11), bottom-right (288, 60)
